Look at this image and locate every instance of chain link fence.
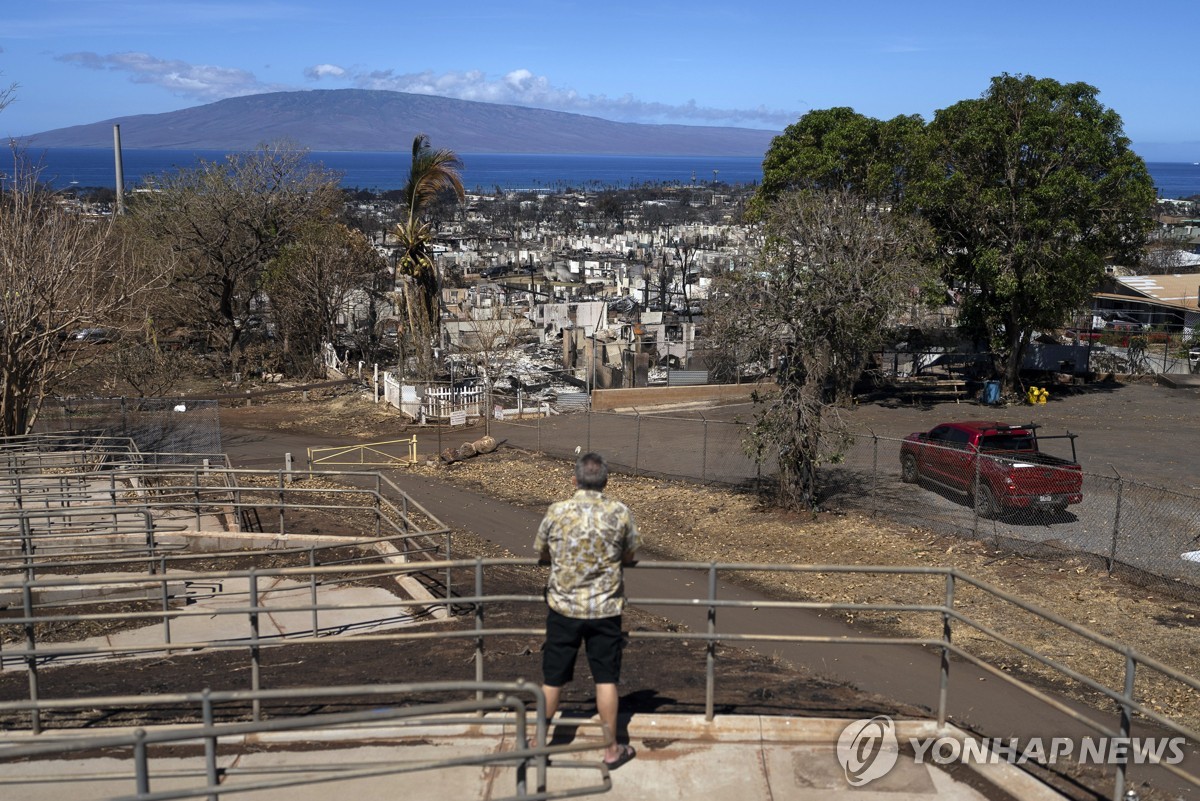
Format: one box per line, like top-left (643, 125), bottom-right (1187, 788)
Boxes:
top-left (35, 397), bottom-right (223, 461)
top-left (492, 409), bottom-right (1200, 591)
top-left (492, 408), bottom-right (770, 485)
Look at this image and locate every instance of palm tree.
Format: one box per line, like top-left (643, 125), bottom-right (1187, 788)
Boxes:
top-left (395, 134), bottom-right (464, 335)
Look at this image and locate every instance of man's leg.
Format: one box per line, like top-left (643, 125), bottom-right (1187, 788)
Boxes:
top-left (595, 682), bottom-right (620, 762)
top-left (582, 616), bottom-right (628, 764)
top-left (542, 610), bottom-right (581, 724)
top-left (542, 684), bottom-right (562, 721)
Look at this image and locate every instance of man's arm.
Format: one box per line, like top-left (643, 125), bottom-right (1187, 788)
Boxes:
top-left (534, 511), bottom-right (553, 565)
top-left (621, 511), bottom-right (641, 566)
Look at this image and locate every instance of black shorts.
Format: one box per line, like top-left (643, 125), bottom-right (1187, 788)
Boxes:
top-left (542, 608), bottom-right (624, 687)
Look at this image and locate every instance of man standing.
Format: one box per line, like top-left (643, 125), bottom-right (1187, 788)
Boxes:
top-left (535, 452), bottom-right (640, 769)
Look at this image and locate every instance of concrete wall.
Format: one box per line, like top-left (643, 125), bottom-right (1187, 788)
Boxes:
top-left (590, 382), bottom-right (776, 411)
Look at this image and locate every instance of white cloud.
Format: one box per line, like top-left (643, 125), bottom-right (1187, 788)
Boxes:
top-left (57, 51), bottom-right (286, 100)
top-left (304, 63), bottom-right (346, 80)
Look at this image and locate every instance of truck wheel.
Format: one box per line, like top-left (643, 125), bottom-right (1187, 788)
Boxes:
top-left (974, 486), bottom-right (999, 520)
top-left (901, 455), bottom-right (919, 484)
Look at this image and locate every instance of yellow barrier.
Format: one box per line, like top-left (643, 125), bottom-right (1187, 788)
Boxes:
top-left (307, 436), bottom-right (419, 468)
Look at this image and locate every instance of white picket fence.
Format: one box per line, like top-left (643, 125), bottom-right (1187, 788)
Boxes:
top-left (424, 386), bottom-right (485, 420)
top-left (380, 373), bottom-right (485, 422)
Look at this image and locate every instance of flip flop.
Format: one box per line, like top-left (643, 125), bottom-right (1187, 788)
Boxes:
top-left (604, 743), bottom-right (636, 771)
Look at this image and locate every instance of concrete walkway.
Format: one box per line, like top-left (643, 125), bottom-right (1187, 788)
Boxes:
top-left (0, 714), bottom-right (1064, 801)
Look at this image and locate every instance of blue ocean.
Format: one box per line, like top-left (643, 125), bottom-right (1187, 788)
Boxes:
top-left (5, 148), bottom-right (1200, 198)
top-left (4, 148), bottom-right (764, 192)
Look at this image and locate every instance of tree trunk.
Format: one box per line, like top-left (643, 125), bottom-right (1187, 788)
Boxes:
top-left (1001, 326), bottom-right (1031, 394)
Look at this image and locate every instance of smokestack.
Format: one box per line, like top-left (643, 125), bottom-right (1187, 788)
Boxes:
top-left (113, 124), bottom-right (125, 215)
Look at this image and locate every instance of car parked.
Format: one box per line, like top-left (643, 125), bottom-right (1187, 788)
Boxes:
top-left (899, 421), bottom-right (1083, 518)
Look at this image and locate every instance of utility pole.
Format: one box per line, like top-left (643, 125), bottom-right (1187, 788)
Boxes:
top-left (112, 125), bottom-right (126, 215)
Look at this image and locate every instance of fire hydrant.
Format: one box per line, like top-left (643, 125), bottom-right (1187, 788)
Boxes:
top-left (1025, 385), bottom-right (1049, 405)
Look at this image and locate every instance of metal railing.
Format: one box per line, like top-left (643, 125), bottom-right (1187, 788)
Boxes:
top-left (1, 559), bottom-right (1196, 800)
top-left (0, 681), bottom-right (611, 801)
top-left (1, 436), bottom-right (454, 620)
top-left (0, 431), bottom-right (231, 474)
top-left (1, 467), bottom-right (450, 575)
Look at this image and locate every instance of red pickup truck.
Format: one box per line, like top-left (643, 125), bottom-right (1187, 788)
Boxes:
top-left (899, 421), bottom-right (1083, 518)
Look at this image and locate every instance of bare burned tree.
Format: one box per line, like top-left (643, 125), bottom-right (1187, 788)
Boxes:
top-left (0, 152), bottom-right (168, 435)
top-left (128, 142), bottom-right (342, 374)
top-left (451, 313), bottom-right (535, 435)
top-left (265, 222), bottom-right (389, 376)
top-left (708, 189), bottom-right (935, 509)
top-left (94, 332), bottom-right (203, 399)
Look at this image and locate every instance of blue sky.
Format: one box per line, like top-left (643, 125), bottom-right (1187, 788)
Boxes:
top-left (2, 1), bottom-right (1197, 160)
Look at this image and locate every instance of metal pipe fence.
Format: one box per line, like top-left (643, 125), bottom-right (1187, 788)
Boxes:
top-left (1, 470), bottom-right (427, 532)
top-left (0, 680), bottom-right (607, 801)
top-left (0, 559), bottom-right (1196, 800)
top-left (1, 461), bottom-right (451, 587)
top-left (493, 411), bottom-right (1200, 591)
top-left (0, 431), bottom-right (230, 475)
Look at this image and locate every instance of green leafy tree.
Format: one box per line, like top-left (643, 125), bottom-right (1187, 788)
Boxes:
top-left (912, 74), bottom-right (1156, 390)
top-left (708, 189), bottom-right (934, 508)
top-left (757, 107), bottom-right (926, 211)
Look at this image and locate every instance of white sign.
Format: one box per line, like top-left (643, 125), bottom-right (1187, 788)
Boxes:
top-left (449, 410), bottom-right (467, 427)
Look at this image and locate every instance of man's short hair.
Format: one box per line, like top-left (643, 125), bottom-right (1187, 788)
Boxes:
top-left (575, 452), bottom-right (608, 491)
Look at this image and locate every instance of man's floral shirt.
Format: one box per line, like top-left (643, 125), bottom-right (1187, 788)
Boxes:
top-left (535, 489), bottom-right (640, 619)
